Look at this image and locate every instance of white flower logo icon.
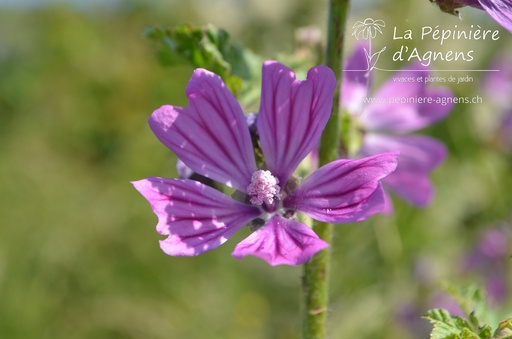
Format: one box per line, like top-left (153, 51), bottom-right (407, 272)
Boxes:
top-left (351, 18), bottom-right (387, 71)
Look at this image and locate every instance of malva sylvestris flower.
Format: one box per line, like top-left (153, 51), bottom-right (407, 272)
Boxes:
top-left (432, 0), bottom-right (512, 33)
top-left (132, 61), bottom-right (398, 266)
top-left (342, 43), bottom-right (454, 211)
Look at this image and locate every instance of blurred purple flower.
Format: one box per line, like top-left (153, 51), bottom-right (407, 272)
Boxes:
top-left (132, 61), bottom-right (398, 266)
top-left (483, 55), bottom-right (512, 108)
top-left (482, 53), bottom-right (512, 151)
top-left (428, 291), bottom-right (466, 317)
top-left (464, 225), bottom-right (511, 306)
top-left (399, 223), bottom-right (511, 335)
top-left (476, 227), bottom-right (510, 259)
top-left (499, 111), bottom-right (512, 150)
top-left (396, 302), bottom-right (435, 337)
top-left (433, 0), bottom-right (512, 32)
top-left (341, 43), bottom-right (454, 212)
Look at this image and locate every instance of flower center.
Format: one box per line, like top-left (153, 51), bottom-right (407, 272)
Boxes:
top-left (247, 170), bottom-right (281, 206)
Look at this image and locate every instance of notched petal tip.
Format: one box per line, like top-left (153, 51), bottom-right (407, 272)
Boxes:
top-left (131, 177), bottom-right (260, 257)
top-left (261, 60), bottom-right (294, 79)
top-left (262, 60), bottom-right (279, 67)
top-left (159, 232), bottom-right (229, 257)
top-left (148, 68), bottom-right (257, 192)
top-left (284, 152), bottom-right (399, 224)
top-left (131, 177), bottom-right (163, 207)
top-left (232, 216), bottom-right (329, 266)
top-left (186, 68), bottom-right (225, 97)
top-left (149, 105), bottom-right (178, 129)
top-left (258, 61), bottom-right (337, 184)
top-left (307, 64), bottom-right (336, 82)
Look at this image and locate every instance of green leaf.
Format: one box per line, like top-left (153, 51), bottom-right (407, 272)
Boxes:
top-left (145, 24), bottom-right (225, 74)
top-left (144, 24), bottom-right (262, 99)
top-left (478, 324), bottom-right (493, 338)
top-left (442, 282), bottom-right (492, 327)
top-left (460, 327), bottom-right (482, 339)
top-left (423, 309), bottom-right (488, 339)
top-left (339, 109), bottom-right (363, 158)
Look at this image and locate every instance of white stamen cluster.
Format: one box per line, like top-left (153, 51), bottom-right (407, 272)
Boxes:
top-left (247, 170), bottom-right (281, 205)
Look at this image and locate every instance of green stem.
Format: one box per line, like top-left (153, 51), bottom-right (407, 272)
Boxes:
top-left (302, 0), bottom-right (350, 339)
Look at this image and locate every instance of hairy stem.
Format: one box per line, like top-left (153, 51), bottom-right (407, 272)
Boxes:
top-left (302, 0), bottom-right (350, 338)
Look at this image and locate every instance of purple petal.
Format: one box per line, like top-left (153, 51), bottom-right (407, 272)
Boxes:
top-left (344, 42), bottom-right (371, 85)
top-left (232, 215), bottom-right (329, 266)
top-left (381, 189), bottom-right (394, 215)
top-left (479, 0), bottom-right (512, 33)
top-left (429, 292), bottom-right (465, 318)
top-left (483, 54), bottom-right (512, 106)
top-left (131, 177), bottom-right (260, 256)
top-left (478, 228), bottom-right (510, 259)
top-left (383, 170), bottom-right (434, 206)
top-left (361, 134), bottom-right (447, 172)
top-left (176, 158), bottom-right (216, 187)
top-left (342, 42), bottom-right (371, 114)
top-left (257, 61), bottom-right (336, 184)
top-left (149, 69), bottom-right (257, 192)
top-left (360, 65), bottom-right (454, 133)
top-left (419, 86), bottom-right (455, 124)
top-left (460, 0), bottom-right (484, 9)
top-left (284, 152), bottom-right (399, 223)
top-left (486, 274), bottom-right (508, 306)
top-left (499, 110), bottom-right (512, 150)
top-left (360, 134), bottom-right (447, 205)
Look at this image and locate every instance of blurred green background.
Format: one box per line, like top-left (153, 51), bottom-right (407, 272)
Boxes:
top-left (0, 0), bottom-right (510, 338)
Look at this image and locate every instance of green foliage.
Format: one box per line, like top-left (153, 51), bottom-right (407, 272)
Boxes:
top-left (339, 108), bottom-right (363, 158)
top-left (443, 283), bottom-right (494, 327)
top-left (424, 309), bottom-right (492, 339)
top-left (144, 23), bottom-right (261, 99)
top-left (425, 284), bottom-right (511, 339)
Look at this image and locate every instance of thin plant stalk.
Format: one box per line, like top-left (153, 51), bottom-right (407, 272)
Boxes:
top-left (302, 0), bottom-right (350, 338)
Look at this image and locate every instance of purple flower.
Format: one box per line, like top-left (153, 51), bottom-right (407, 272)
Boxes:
top-left (464, 225), bottom-right (511, 306)
top-left (483, 54), bottom-right (512, 108)
top-left (499, 110), bottom-right (512, 151)
top-left (132, 61), bottom-right (399, 266)
top-left (482, 53), bottom-right (512, 151)
top-left (432, 0), bottom-right (512, 33)
top-left (474, 0), bottom-right (512, 33)
top-left (428, 291), bottom-right (466, 317)
top-left (342, 43), bottom-right (454, 211)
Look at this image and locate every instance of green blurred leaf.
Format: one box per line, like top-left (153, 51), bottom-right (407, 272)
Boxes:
top-left (478, 325), bottom-right (493, 338)
top-left (339, 109), bottom-right (363, 158)
top-left (423, 309), bottom-right (490, 339)
top-left (144, 23), bottom-right (262, 98)
top-left (442, 282), bottom-right (493, 327)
